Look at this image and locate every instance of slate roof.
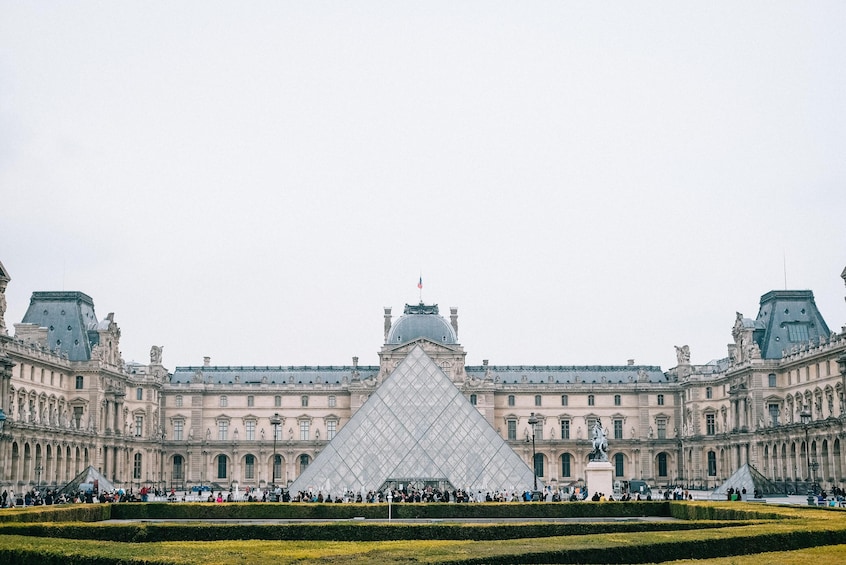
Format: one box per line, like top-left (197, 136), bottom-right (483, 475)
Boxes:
top-left (170, 365), bottom-right (380, 385)
top-left (465, 364), bottom-right (668, 384)
top-left (21, 291), bottom-right (99, 361)
top-left (754, 290), bottom-right (831, 359)
top-left (387, 303), bottom-right (457, 345)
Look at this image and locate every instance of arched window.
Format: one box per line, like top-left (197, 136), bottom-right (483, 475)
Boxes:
top-left (534, 395), bottom-right (542, 407)
top-left (657, 453), bottom-right (668, 477)
top-left (172, 455), bottom-right (184, 480)
top-left (561, 394), bottom-right (568, 406)
top-left (273, 454), bottom-right (282, 481)
top-left (614, 453), bottom-right (624, 477)
top-left (614, 394), bottom-right (621, 406)
top-left (657, 394), bottom-right (665, 406)
top-left (133, 453), bottom-right (142, 480)
top-left (707, 451), bottom-right (717, 476)
top-left (588, 394), bottom-right (595, 406)
top-left (507, 395), bottom-right (515, 407)
top-left (533, 453), bottom-right (544, 478)
top-left (299, 454), bottom-right (310, 473)
top-left (240, 454), bottom-right (253, 480)
top-left (217, 455), bottom-right (228, 479)
top-left (561, 453), bottom-right (571, 477)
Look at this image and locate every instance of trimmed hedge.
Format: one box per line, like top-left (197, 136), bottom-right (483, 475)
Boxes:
top-left (443, 527), bottom-right (846, 564)
top-left (108, 500), bottom-right (672, 521)
top-left (0, 519), bottom-right (747, 543)
top-left (0, 504), bottom-right (110, 523)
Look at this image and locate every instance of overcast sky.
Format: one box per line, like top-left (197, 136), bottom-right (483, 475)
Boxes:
top-left (1, 2), bottom-right (844, 372)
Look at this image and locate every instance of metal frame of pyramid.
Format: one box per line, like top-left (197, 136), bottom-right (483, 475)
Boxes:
top-left (289, 345), bottom-right (540, 497)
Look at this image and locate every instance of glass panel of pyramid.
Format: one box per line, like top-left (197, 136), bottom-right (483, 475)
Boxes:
top-left (290, 345), bottom-right (540, 497)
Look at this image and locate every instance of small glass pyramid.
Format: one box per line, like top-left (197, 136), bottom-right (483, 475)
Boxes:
top-left (289, 345), bottom-right (540, 497)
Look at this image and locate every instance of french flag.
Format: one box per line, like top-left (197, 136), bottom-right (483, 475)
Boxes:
top-left (417, 276), bottom-right (422, 290)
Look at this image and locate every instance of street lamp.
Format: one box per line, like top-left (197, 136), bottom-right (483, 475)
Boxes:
top-left (528, 412), bottom-right (539, 498)
top-left (270, 413), bottom-right (282, 494)
top-left (800, 408), bottom-right (814, 495)
top-left (810, 460), bottom-right (820, 494)
top-left (34, 464), bottom-right (42, 488)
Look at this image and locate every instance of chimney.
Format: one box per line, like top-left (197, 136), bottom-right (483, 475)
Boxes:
top-left (450, 307), bottom-right (458, 337)
top-left (203, 356), bottom-right (211, 367)
top-left (627, 359), bottom-right (635, 366)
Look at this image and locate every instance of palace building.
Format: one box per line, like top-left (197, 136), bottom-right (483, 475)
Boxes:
top-left (1, 258), bottom-right (845, 496)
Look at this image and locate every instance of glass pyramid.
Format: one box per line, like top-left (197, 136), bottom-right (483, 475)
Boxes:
top-left (289, 345), bottom-right (540, 497)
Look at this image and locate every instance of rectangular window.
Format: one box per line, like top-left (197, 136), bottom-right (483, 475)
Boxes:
top-left (706, 413), bottom-right (716, 435)
top-left (274, 395), bottom-right (282, 407)
top-left (768, 374), bottom-right (777, 387)
top-left (657, 419), bottom-right (667, 439)
top-left (533, 420), bottom-right (543, 441)
top-left (614, 395), bottom-right (621, 406)
top-left (561, 453), bottom-right (571, 477)
top-left (75, 376), bottom-right (84, 389)
top-left (588, 395), bottom-right (595, 406)
top-left (507, 419), bottom-right (517, 440)
top-left (299, 420), bottom-right (309, 441)
top-left (73, 406), bottom-right (83, 429)
top-left (175, 395), bottom-right (183, 407)
top-left (328, 395), bottom-right (336, 408)
top-left (219, 396), bottom-right (228, 407)
top-left (507, 395), bottom-right (515, 407)
top-left (136, 388), bottom-right (143, 401)
top-left (561, 420), bottom-right (570, 440)
top-left (133, 454), bottom-right (142, 480)
top-left (274, 422), bottom-right (282, 441)
top-left (706, 387), bottom-right (712, 399)
top-left (534, 395), bottom-right (542, 407)
top-left (657, 394), bottom-right (665, 406)
top-left (613, 419), bottom-right (623, 440)
top-left (173, 420), bottom-right (183, 441)
top-left (769, 404), bottom-right (780, 426)
top-left (135, 415), bottom-right (143, 437)
top-left (247, 395), bottom-right (254, 407)
top-left (470, 394), bottom-right (477, 405)
top-left (246, 420), bottom-right (255, 441)
top-left (301, 396), bottom-right (309, 407)
top-left (218, 420), bottom-right (228, 441)
top-left (327, 420), bottom-right (337, 440)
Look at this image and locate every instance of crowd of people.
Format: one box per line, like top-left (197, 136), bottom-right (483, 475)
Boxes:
top-left (0, 484), bottom-right (699, 507)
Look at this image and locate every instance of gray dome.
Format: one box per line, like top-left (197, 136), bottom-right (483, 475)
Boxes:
top-left (387, 303), bottom-right (457, 345)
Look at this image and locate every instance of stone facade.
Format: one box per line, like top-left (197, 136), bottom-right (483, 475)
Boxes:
top-left (1, 260), bottom-right (845, 495)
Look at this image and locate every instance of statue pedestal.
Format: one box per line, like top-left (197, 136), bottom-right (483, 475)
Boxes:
top-left (585, 461), bottom-right (614, 499)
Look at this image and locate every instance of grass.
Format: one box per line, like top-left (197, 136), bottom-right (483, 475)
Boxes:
top-left (2, 502), bottom-right (846, 564)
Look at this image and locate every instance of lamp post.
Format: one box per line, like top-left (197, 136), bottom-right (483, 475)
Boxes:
top-left (528, 412), bottom-right (539, 499)
top-left (270, 413), bottom-right (282, 497)
top-left (800, 408), bottom-right (815, 498)
top-left (34, 464), bottom-right (42, 489)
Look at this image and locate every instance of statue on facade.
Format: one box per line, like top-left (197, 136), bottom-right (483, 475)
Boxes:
top-left (590, 419), bottom-right (609, 462)
top-left (150, 345), bottom-right (163, 365)
top-left (0, 278), bottom-right (8, 336)
top-left (675, 345), bottom-right (690, 365)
